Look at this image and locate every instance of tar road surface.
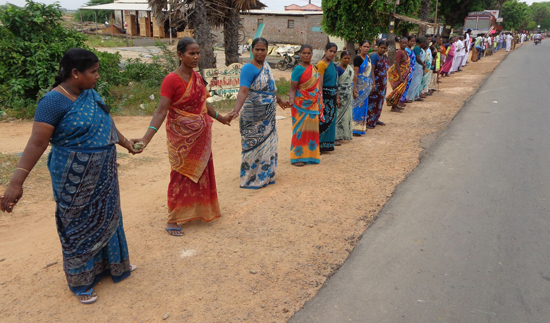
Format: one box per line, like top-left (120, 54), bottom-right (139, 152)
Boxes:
top-left (290, 41), bottom-right (550, 323)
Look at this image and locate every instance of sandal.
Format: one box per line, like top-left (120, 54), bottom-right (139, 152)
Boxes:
top-left (77, 288), bottom-right (98, 305)
top-left (293, 162), bottom-right (306, 167)
top-left (376, 121), bottom-right (386, 126)
top-left (334, 141), bottom-right (341, 146)
top-left (165, 226), bottom-right (183, 237)
top-left (391, 106), bottom-right (403, 113)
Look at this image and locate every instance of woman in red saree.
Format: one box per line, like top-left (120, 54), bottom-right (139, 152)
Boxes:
top-left (135, 38), bottom-right (233, 236)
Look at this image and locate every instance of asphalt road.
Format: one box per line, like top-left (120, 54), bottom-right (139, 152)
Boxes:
top-left (290, 41), bottom-right (550, 323)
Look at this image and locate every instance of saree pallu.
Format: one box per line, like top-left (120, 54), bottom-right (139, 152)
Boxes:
top-left (400, 48), bottom-right (415, 103)
top-left (291, 64), bottom-right (320, 164)
top-left (336, 65), bottom-right (354, 140)
top-left (352, 56), bottom-right (373, 135)
top-left (166, 71), bottom-right (220, 223)
top-left (240, 62), bottom-right (278, 189)
top-left (320, 86), bottom-right (338, 151)
top-left (367, 54), bottom-right (389, 127)
top-left (46, 89), bottom-right (131, 295)
top-left (386, 52), bottom-right (410, 107)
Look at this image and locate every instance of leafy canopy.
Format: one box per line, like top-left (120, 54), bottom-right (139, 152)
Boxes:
top-left (0, 0), bottom-right (86, 117)
top-left (501, 0), bottom-right (530, 30)
top-left (321, 0), bottom-right (421, 43)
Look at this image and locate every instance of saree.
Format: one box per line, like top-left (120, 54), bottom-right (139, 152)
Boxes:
top-left (166, 70), bottom-right (221, 223)
top-left (400, 48), bottom-right (415, 103)
top-left (421, 49), bottom-right (433, 93)
top-left (291, 64), bottom-right (321, 164)
top-left (367, 53), bottom-right (389, 127)
top-left (319, 60), bottom-right (338, 151)
top-left (240, 62), bottom-right (278, 189)
top-left (45, 89), bottom-right (131, 295)
top-left (440, 43), bottom-right (455, 75)
top-left (386, 50), bottom-right (411, 107)
top-left (406, 47), bottom-right (425, 101)
top-left (335, 65), bottom-right (354, 140)
top-left (352, 56), bottom-right (373, 135)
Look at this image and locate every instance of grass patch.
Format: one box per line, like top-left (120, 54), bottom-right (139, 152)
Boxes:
top-left (86, 35), bottom-right (133, 48)
top-left (276, 77), bottom-right (291, 97)
top-left (0, 153), bottom-right (48, 186)
top-left (110, 82), bottom-right (161, 116)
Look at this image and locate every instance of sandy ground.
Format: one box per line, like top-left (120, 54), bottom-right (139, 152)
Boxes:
top-left (0, 48), bottom-right (514, 322)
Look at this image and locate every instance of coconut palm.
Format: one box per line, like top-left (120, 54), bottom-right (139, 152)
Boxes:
top-left (148, 0), bottom-right (264, 70)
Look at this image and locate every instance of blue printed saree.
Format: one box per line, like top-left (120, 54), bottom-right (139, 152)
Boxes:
top-left (239, 61), bottom-right (278, 189)
top-left (352, 55), bottom-right (373, 135)
top-left (46, 89), bottom-right (131, 295)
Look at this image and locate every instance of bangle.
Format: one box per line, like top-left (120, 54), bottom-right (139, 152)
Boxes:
top-left (15, 167), bottom-right (30, 173)
top-left (148, 126), bottom-right (158, 132)
top-left (215, 111), bottom-right (219, 119)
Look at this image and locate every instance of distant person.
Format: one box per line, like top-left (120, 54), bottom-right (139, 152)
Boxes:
top-left (367, 40), bottom-right (389, 128)
top-left (352, 40), bottom-right (373, 135)
top-left (401, 35), bottom-right (417, 104)
top-left (506, 33), bottom-right (512, 51)
top-left (451, 35), bottom-right (465, 73)
top-left (386, 36), bottom-right (411, 112)
top-left (0, 48), bottom-right (140, 304)
top-left (335, 51), bottom-right (354, 141)
top-left (134, 38), bottom-right (232, 236)
top-left (287, 44), bottom-right (321, 166)
top-left (406, 36), bottom-right (427, 101)
top-left (317, 42), bottom-right (340, 150)
top-left (440, 36), bottom-right (456, 76)
top-left (232, 37), bottom-right (286, 189)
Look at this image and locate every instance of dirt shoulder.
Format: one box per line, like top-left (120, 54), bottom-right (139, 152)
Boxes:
top-left (0, 48), bottom-right (515, 322)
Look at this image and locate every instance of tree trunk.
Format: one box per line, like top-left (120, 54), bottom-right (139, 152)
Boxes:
top-left (388, 37), bottom-right (396, 66)
top-left (418, 0), bottom-right (430, 36)
top-left (346, 39), bottom-right (357, 61)
top-left (223, 6), bottom-right (240, 66)
top-left (189, 0), bottom-right (216, 71)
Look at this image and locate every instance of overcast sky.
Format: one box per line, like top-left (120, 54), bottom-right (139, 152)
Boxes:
top-left (0, 0), bottom-right (323, 10)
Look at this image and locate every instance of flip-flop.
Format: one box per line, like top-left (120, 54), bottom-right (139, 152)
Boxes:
top-left (165, 226), bottom-right (183, 236)
top-left (77, 288), bottom-right (98, 305)
top-left (130, 264), bottom-right (137, 272)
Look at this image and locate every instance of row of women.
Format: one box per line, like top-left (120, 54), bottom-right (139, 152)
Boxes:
top-left (386, 35), bottom-right (443, 111)
top-left (0, 36), bottom-right (417, 304)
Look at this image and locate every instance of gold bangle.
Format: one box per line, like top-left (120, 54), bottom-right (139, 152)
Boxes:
top-left (15, 167), bottom-right (30, 173)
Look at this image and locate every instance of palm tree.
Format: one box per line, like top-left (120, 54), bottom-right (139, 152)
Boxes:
top-left (148, 0), bottom-right (264, 70)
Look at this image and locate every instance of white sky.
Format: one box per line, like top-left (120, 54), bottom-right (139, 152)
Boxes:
top-left (0, 0), bottom-right (323, 10)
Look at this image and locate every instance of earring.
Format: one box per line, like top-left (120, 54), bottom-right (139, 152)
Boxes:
top-left (75, 76), bottom-right (78, 79)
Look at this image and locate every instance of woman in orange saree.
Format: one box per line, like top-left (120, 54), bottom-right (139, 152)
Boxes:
top-left (386, 37), bottom-right (411, 112)
top-left (287, 44), bottom-right (321, 166)
top-left (135, 38), bottom-right (233, 236)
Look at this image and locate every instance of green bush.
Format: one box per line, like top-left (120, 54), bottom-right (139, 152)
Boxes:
top-left (0, 0), bottom-right (86, 118)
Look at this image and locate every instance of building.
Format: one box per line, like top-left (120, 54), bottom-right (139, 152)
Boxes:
top-left (214, 10), bottom-right (327, 49)
top-left (284, 3), bottom-right (322, 11)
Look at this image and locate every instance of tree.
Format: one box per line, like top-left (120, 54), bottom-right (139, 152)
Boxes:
top-left (0, 0), bottom-right (86, 117)
top-left (321, 0), bottom-right (421, 59)
top-left (76, 0), bottom-right (114, 23)
top-left (530, 3), bottom-right (549, 28)
top-left (501, 0), bottom-right (529, 30)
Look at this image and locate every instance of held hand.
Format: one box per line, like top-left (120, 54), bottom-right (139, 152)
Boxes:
top-left (217, 114), bottom-right (232, 126)
top-left (336, 96), bottom-right (341, 107)
top-left (1, 185), bottom-right (23, 213)
top-left (353, 90), bottom-right (358, 100)
top-left (124, 139), bottom-right (143, 155)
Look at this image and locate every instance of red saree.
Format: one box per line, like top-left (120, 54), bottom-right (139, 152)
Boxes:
top-left (164, 70), bottom-right (221, 224)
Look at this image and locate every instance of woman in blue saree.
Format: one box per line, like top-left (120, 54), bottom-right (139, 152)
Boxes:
top-left (232, 38), bottom-right (287, 188)
top-left (400, 36), bottom-right (416, 105)
top-left (1, 49), bottom-right (139, 304)
top-left (352, 40), bottom-right (373, 136)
